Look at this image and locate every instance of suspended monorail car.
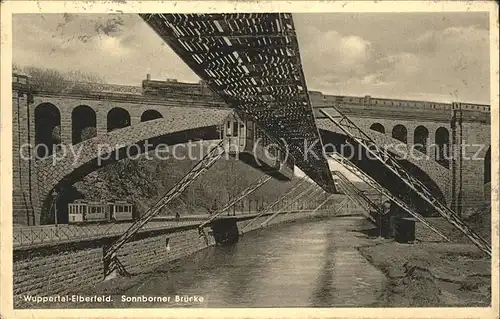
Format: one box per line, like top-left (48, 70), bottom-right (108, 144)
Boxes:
top-left (221, 113), bottom-right (295, 181)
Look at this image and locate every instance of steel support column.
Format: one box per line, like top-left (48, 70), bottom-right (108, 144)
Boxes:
top-left (103, 141), bottom-right (226, 279)
top-left (197, 175), bottom-right (271, 237)
top-left (240, 177), bottom-right (308, 233)
top-left (260, 183), bottom-right (317, 227)
top-left (333, 171), bottom-right (379, 224)
top-left (321, 108), bottom-right (491, 255)
top-left (329, 152), bottom-right (449, 242)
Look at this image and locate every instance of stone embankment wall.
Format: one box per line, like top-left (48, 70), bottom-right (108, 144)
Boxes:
top-left (14, 211), bottom-right (326, 307)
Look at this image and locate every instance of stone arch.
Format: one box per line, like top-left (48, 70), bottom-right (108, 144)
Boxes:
top-left (141, 109), bottom-right (163, 122)
top-left (72, 105), bottom-right (97, 144)
top-left (319, 127), bottom-right (446, 216)
top-left (414, 125), bottom-right (429, 154)
top-left (370, 123), bottom-right (385, 134)
top-left (392, 124), bottom-right (407, 143)
top-left (435, 127), bottom-right (450, 168)
top-left (107, 107), bottom-right (131, 132)
top-left (318, 120), bottom-right (450, 206)
top-left (36, 108), bottom-right (232, 224)
top-left (397, 158), bottom-right (446, 212)
top-left (35, 103), bottom-right (61, 158)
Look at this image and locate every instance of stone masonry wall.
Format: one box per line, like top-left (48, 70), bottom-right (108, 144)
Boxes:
top-left (34, 108), bottom-right (231, 225)
top-left (13, 226), bottom-right (214, 308)
top-left (15, 85), bottom-right (491, 226)
top-left (12, 81), bottom-right (37, 225)
top-left (458, 121), bottom-right (491, 215)
top-left (117, 228), bottom-right (216, 275)
top-left (14, 244), bottom-right (104, 306)
top-left (450, 104), bottom-right (491, 216)
top-left (13, 211), bottom-right (320, 308)
top-left (31, 93), bottom-right (228, 145)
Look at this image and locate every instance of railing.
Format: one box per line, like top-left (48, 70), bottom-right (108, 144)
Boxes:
top-left (13, 209), bottom-right (325, 249)
top-left (20, 76), bottom-right (490, 113)
top-left (13, 218), bottom-right (201, 249)
top-left (59, 81), bottom-right (143, 95)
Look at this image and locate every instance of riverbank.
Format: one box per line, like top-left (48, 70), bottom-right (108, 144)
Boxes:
top-left (358, 205), bottom-right (492, 307)
top-left (358, 239), bottom-right (491, 307)
top-left (17, 213), bottom-right (333, 309)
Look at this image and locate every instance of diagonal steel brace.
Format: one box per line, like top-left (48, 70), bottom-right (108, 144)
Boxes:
top-left (334, 171), bottom-right (383, 214)
top-left (198, 175), bottom-right (272, 230)
top-left (310, 194), bottom-right (335, 215)
top-left (103, 141), bottom-right (226, 276)
top-left (321, 108), bottom-right (489, 255)
top-left (279, 186), bottom-right (325, 219)
top-left (329, 152), bottom-right (449, 242)
top-left (260, 183), bottom-right (318, 226)
top-left (333, 171), bottom-right (378, 224)
top-left (240, 176), bottom-right (308, 232)
top-left (329, 197), bottom-right (349, 217)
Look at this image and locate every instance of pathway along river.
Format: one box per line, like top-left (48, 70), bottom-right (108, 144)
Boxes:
top-left (89, 216), bottom-right (388, 308)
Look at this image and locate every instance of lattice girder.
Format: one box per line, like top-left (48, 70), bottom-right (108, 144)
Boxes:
top-left (310, 194), bottom-right (335, 215)
top-left (321, 108), bottom-right (490, 256)
top-left (329, 153), bottom-right (450, 242)
top-left (279, 187), bottom-right (325, 219)
top-left (241, 177), bottom-right (308, 232)
top-left (260, 183), bottom-right (318, 226)
top-left (103, 141), bottom-right (226, 276)
top-left (333, 171), bottom-right (378, 224)
top-left (140, 13), bottom-right (337, 194)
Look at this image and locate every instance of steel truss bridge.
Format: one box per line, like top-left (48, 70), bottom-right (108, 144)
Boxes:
top-left (102, 13), bottom-right (491, 277)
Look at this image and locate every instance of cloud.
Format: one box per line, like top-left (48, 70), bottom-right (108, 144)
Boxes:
top-left (299, 26), bottom-right (372, 79)
top-left (297, 20), bottom-right (489, 104)
top-left (381, 53), bottom-right (420, 76)
top-left (412, 25), bottom-right (488, 53)
top-left (13, 14), bottom-right (199, 85)
top-left (402, 25), bottom-right (490, 103)
top-left (12, 13), bottom-right (490, 104)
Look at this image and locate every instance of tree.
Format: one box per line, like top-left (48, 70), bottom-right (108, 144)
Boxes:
top-left (12, 64), bottom-right (105, 93)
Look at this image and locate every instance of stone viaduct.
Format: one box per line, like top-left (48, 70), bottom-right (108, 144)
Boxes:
top-left (12, 74), bottom-right (491, 226)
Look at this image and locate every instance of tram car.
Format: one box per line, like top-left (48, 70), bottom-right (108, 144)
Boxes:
top-left (68, 199), bottom-right (136, 224)
top-left (221, 113), bottom-right (295, 181)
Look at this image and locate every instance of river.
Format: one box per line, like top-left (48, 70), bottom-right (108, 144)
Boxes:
top-left (103, 216), bottom-right (387, 308)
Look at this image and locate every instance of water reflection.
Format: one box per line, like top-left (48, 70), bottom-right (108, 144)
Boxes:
top-left (114, 216), bottom-right (386, 308)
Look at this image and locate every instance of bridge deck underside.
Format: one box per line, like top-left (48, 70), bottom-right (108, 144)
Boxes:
top-left (140, 13), bottom-right (337, 193)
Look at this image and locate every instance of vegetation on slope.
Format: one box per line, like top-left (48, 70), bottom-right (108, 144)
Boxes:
top-left (13, 64), bottom-right (106, 93)
top-left (19, 66), bottom-right (327, 221)
top-left (70, 154), bottom-right (319, 217)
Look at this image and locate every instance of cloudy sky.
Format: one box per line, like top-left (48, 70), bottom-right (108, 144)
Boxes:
top-left (13, 12), bottom-right (490, 104)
